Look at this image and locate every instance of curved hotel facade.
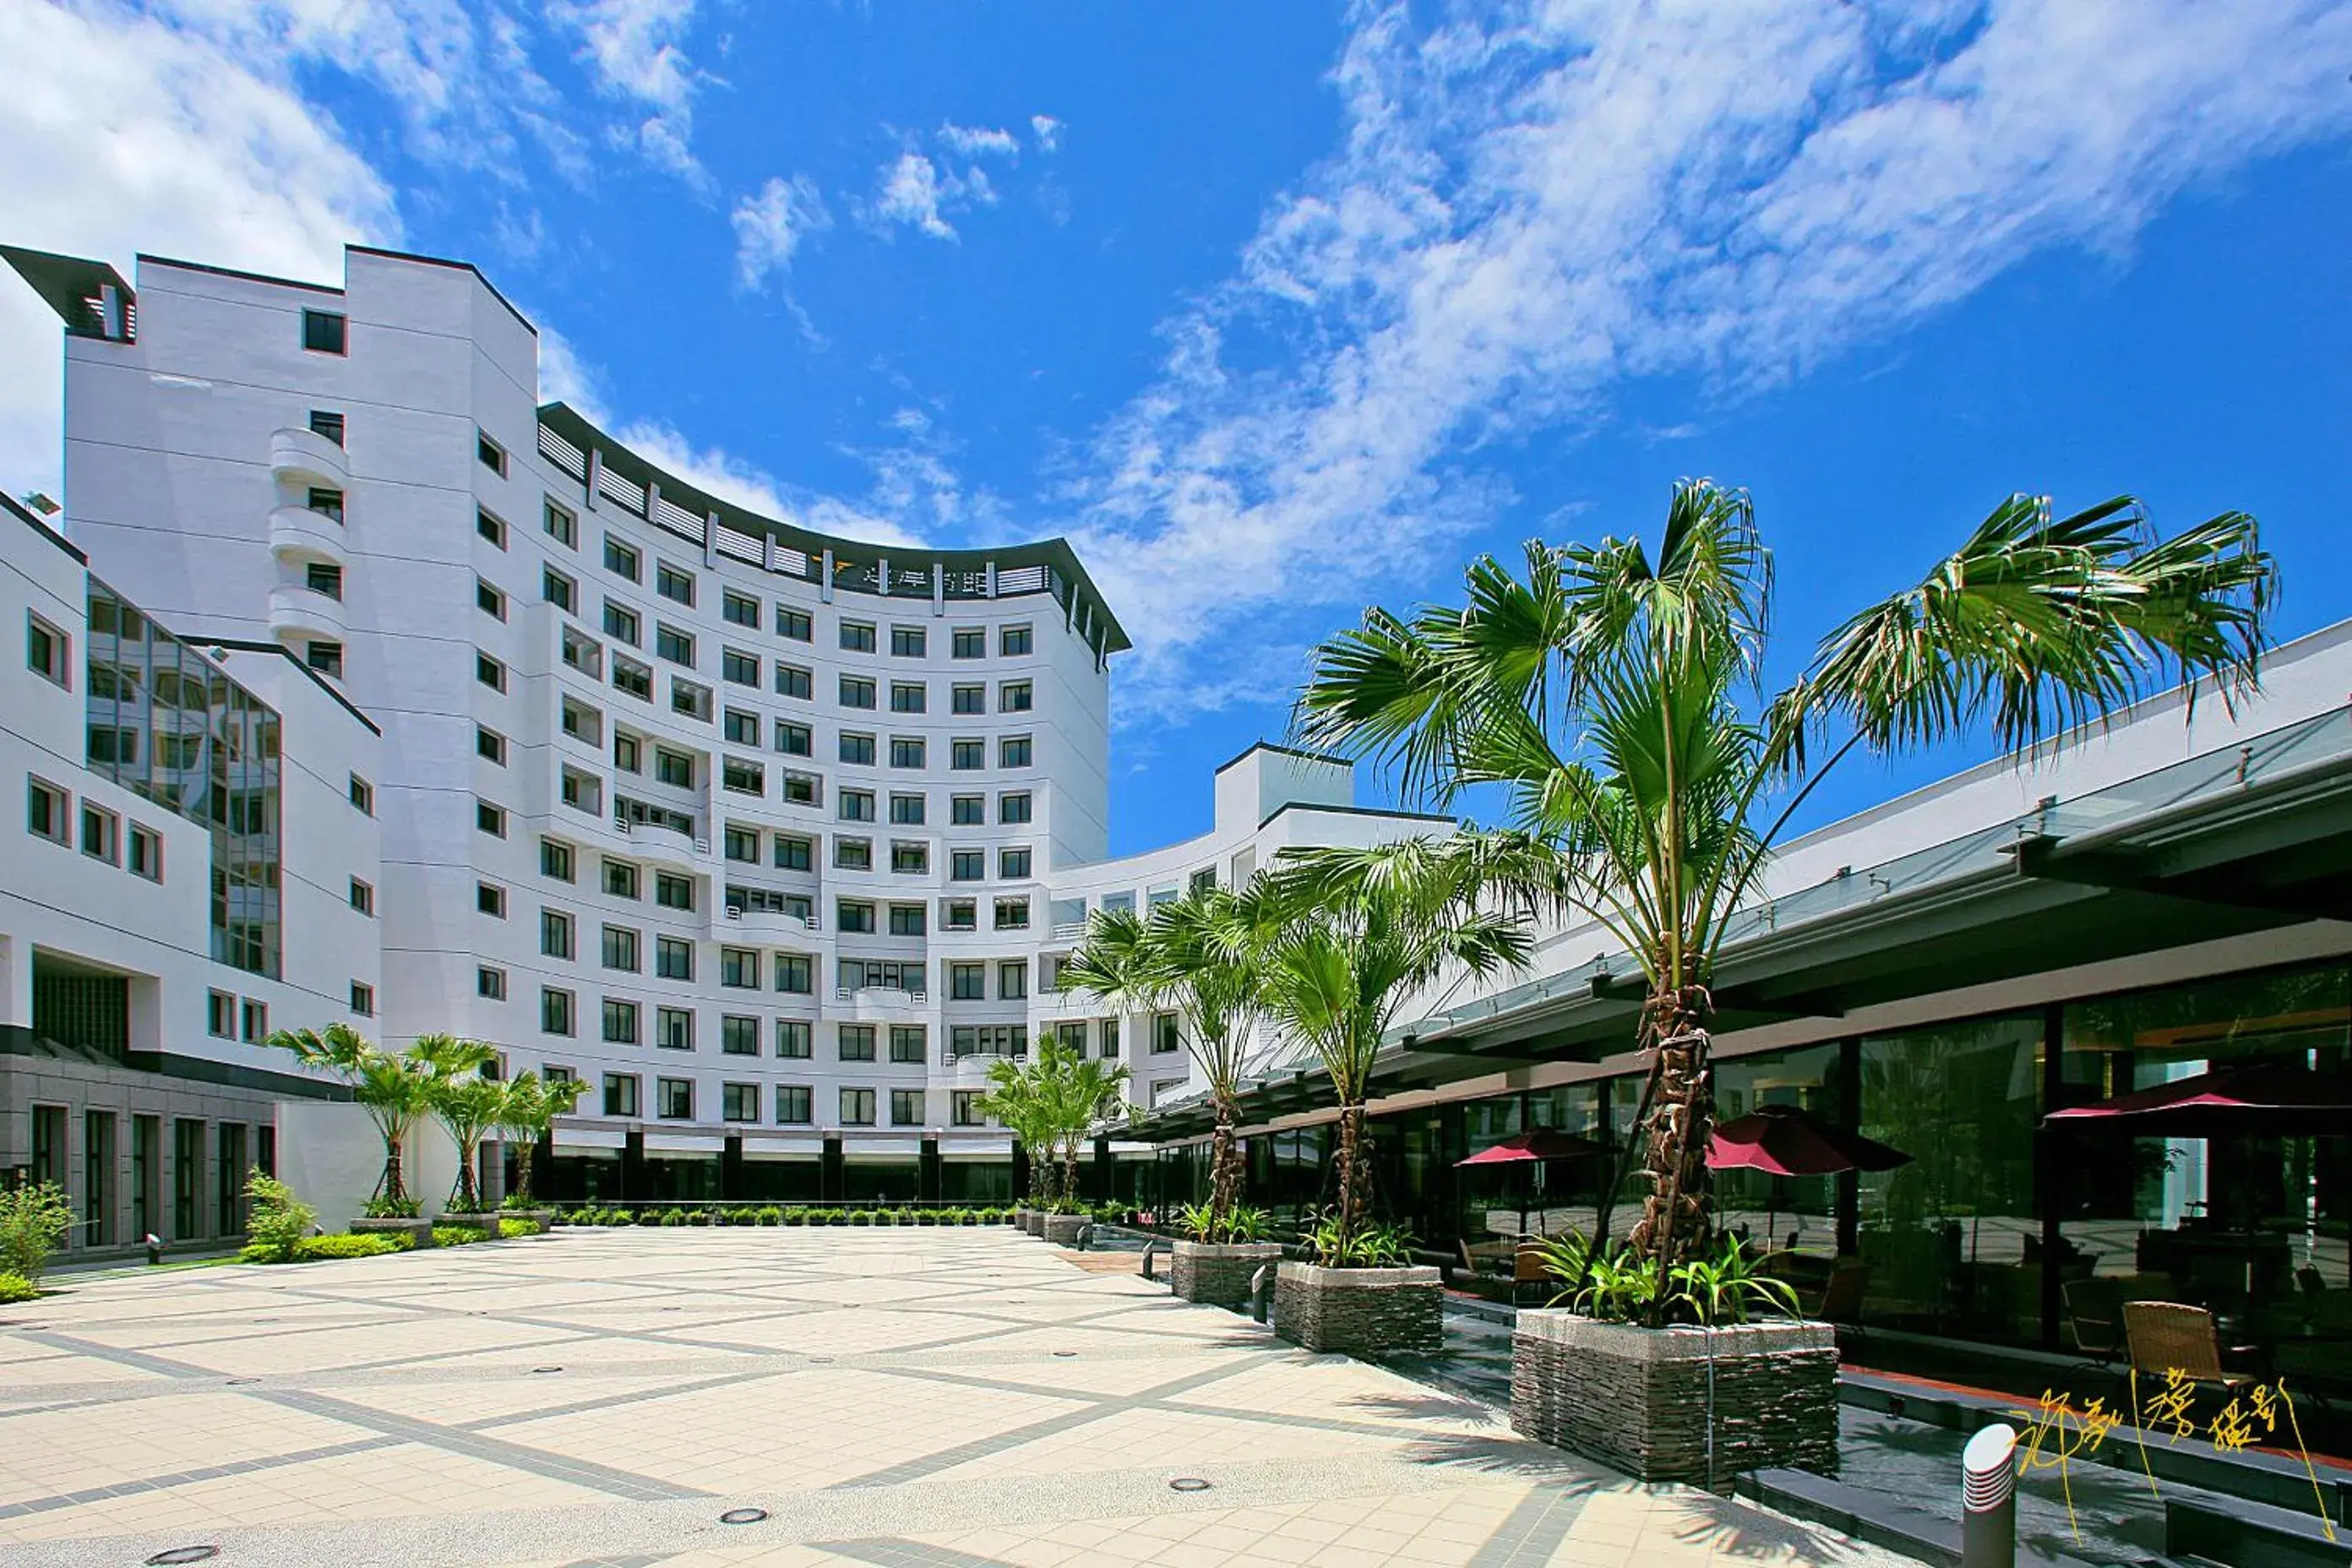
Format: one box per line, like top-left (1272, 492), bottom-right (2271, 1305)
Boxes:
top-left (3, 242), bottom-right (1432, 1218)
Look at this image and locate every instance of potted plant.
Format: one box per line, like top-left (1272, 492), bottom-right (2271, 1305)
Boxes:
top-left (1253, 838), bottom-right (1533, 1356)
top-left (1297, 480), bottom-right (2273, 1470)
top-left (1062, 885), bottom-right (1268, 1297)
top-left (269, 1024), bottom-right (440, 1248)
top-left (495, 1071), bottom-right (586, 1229)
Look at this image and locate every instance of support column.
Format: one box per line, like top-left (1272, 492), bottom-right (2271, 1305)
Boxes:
top-left (820, 1135), bottom-right (844, 1202)
top-left (919, 1136), bottom-right (940, 1204)
top-left (2038, 1001), bottom-right (2066, 1350)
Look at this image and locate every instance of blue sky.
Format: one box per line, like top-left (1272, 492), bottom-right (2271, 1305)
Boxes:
top-left (4, 2), bottom-right (2349, 856)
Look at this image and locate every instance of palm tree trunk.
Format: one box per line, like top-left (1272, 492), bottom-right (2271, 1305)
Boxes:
top-left (1209, 1096), bottom-right (1240, 1237)
top-left (1628, 987), bottom-right (1715, 1317)
top-left (514, 1145), bottom-right (536, 1205)
top-left (380, 1139), bottom-right (406, 1207)
top-left (1062, 1142), bottom-right (1080, 1206)
top-left (1333, 1101), bottom-right (1366, 1255)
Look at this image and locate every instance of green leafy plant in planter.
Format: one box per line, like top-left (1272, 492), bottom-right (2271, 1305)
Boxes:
top-left (0, 1179), bottom-right (74, 1285)
top-left (431, 1226), bottom-right (488, 1246)
top-left (1533, 1232), bottom-right (1796, 1326)
top-left (498, 1217), bottom-right (540, 1239)
top-left (1175, 1200), bottom-right (1270, 1244)
top-left (0, 1271), bottom-right (42, 1303)
top-left (1305, 1211), bottom-right (1413, 1267)
top-left (241, 1172), bottom-right (317, 1263)
top-left (755, 1206), bottom-right (782, 1226)
top-left (297, 1233), bottom-right (406, 1260)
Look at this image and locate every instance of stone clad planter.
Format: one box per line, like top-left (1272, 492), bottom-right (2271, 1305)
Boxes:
top-left (1021, 1208), bottom-right (1046, 1236)
top-left (350, 1217), bottom-right (434, 1249)
top-left (1171, 1240), bottom-right (1284, 1309)
top-left (1511, 1312), bottom-right (1838, 1489)
top-left (1272, 1260), bottom-right (1443, 1357)
top-left (1042, 1212), bottom-right (1087, 1246)
top-left (434, 1211), bottom-right (501, 1239)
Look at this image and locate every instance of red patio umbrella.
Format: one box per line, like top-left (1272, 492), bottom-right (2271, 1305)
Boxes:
top-left (2042, 1062), bottom-right (2352, 1139)
top-left (1707, 1105), bottom-right (1913, 1178)
top-left (1456, 1130), bottom-right (1609, 1237)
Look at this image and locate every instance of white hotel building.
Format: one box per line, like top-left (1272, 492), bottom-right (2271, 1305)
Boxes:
top-left (3, 242), bottom-right (1434, 1222)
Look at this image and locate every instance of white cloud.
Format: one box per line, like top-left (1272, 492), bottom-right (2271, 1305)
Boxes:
top-left (1071, 0), bottom-right (2352, 722)
top-left (873, 151), bottom-right (961, 240)
top-left (1029, 113), bottom-right (1062, 152)
top-left (938, 122), bottom-right (1019, 160)
top-left (731, 173), bottom-right (830, 289)
top-left (0, 0), bottom-right (399, 496)
top-left (547, 0), bottom-right (710, 186)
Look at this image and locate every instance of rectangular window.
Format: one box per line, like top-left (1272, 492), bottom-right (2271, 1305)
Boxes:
top-left (476, 509), bottom-right (508, 549)
top-left (776, 1019), bottom-right (812, 1058)
top-left (673, 678), bottom-right (713, 721)
top-left (721, 1082), bottom-right (759, 1123)
top-left (778, 606), bottom-right (813, 641)
top-left (237, 999), bottom-right (267, 1044)
top-left (656, 562), bottom-right (695, 606)
top-left (994, 897), bottom-right (1030, 931)
top-left (308, 485), bottom-right (344, 522)
top-left (477, 430), bottom-right (508, 476)
top-left (839, 789), bottom-right (875, 823)
top-left (656, 1007), bottom-right (694, 1051)
top-left (655, 748), bottom-right (694, 787)
top-left (775, 1084), bottom-right (812, 1124)
top-left (307, 561), bottom-right (344, 600)
top-left (1001, 623), bottom-right (1032, 656)
top-left (782, 770), bottom-right (820, 805)
top-left (721, 1015), bottom-right (760, 1055)
top-left (835, 836), bottom-right (872, 872)
top-left (953, 1091), bottom-right (986, 1127)
top-left (603, 600), bottom-right (641, 645)
top-left (657, 1077), bottom-right (693, 1119)
top-left (999, 681), bottom-right (1032, 712)
top-left (890, 682), bottom-right (926, 714)
top-left (942, 898), bottom-right (977, 931)
top-left (775, 834), bottom-right (813, 871)
top-left (776, 720), bottom-right (812, 756)
top-left (476, 725), bottom-right (507, 765)
top-left (1000, 735), bottom-right (1032, 768)
top-left (950, 794), bottom-right (984, 826)
top-left (476, 798), bottom-right (507, 837)
top-left (348, 876), bottom-right (373, 915)
top-left (603, 1072), bottom-right (639, 1116)
top-left (890, 1025), bottom-right (928, 1065)
top-left (604, 858), bottom-right (640, 899)
top-left (776, 663), bottom-right (813, 700)
top-left (543, 566), bottom-right (577, 613)
top-left (543, 987), bottom-right (577, 1037)
top-left (951, 683), bottom-right (985, 715)
top-left (888, 901), bottom-right (926, 935)
top-left (546, 499), bottom-right (578, 547)
top-left (308, 409), bottom-right (345, 445)
top-left (605, 536), bottom-right (641, 581)
top-left (882, 624), bottom-right (923, 659)
top-left (775, 953), bottom-right (814, 994)
top-left (890, 1089), bottom-right (925, 1126)
top-left (302, 308), bottom-right (346, 354)
top-left (999, 847), bottom-right (1032, 879)
top-left (950, 848), bottom-right (984, 882)
top-left (349, 982), bottom-right (374, 1017)
top-left (560, 767), bottom-right (602, 814)
top-left (722, 647), bottom-right (760, 686)
top-left (840, 620), bottom-right (876, 653)
top-left (79, 801), bottom-right (118, 863)
top-left (1154, 1012), bottom-right (1181, 1053)
top-left (477, 966), bottom-right (507, 1000)
top-left (476, 651), bottom-right (507, 692)
top-left (723, 757), bottom-right (764, 796)
top-left (1101, 1017), bottom-right (1120, 1059)
top-left (836, 899), bottom-right (875, 934)
top-left (542, 838), bottom-right (576, 881)
top-left (950, 1024), bottom-right (1028, 1059)
top-left (840, 1087), bottom-right (876, 1126)
top-left (720, 946), bottom-right (760, 988)
top-left (838, 1024), bottom-right (876, 1062)
top-left (889, 736), bottom-right (925, 769)
top-left (307, 640), bottom-right (345, 678)
top-left (611, 656), bottom-right (652, 700)
top-left (950, 738), bottom-right (984, 770)
top-left (838, 675), bottom-right (875, 710)
top-left (890, 842), bottom-right (928, 877)
top-left (207, 989), bottom-right (234, 1037)
top-left (600, 923), bottom-right (636, 971)
top-left (998, 960), bottom-right (1029, 999)
top-left (655, 623), bottom-right (694, 667)
top-left (723, 825), bottom-right (760, 863)
top-left (951, 627), bottom-right (984, 659)
top-left (656, 934), bottom-right (694, 977)
top-left (999, 792), bottom-right (1032, 825)
top-left (543, 910), bottom-right (578, 961)
top-left (724, 709), bottom-right (759, 747)
top-left (26, 613), bottom-right (68, 686)
top-left (477, 881), bottom-right (507, 918)
top-left (949, 961), bottom-right (985, 1000)
top-left (722, 590), bottom-right (760, 628)
top-left (839, 732), bottom-right (876, 765)
top-left (886, 797), bottom-right (925, 831)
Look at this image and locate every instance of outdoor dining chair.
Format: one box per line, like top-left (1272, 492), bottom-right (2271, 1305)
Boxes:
top-left (2121, 1300), bottom-right (2254, 1391)
top-left (2063, 1277), bottom-right (2125, 1364)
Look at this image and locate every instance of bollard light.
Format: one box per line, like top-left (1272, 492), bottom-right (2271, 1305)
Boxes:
top-left (1960, 1421), bottom-right (2018, 1568)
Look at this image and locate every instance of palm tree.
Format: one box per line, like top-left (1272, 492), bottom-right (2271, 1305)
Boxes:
top-left (1252, 837), bottom-right (1537, 1261)
top-left (494, 1073), bottom-right (589, 1206)
top-left (979, 1054), bottom-right (1054, 1206)
top-left (1058, 888), bottom-right (1266, 1236)
top-left (1039, 1042), bottom-right (1131, 1205)
top-left (1296, 481), bottom-right (2274, 1302)
top-left (268, 1023), bottom-right (433, 1214)
top-left (411, 1034), bottom-right (498, 1211)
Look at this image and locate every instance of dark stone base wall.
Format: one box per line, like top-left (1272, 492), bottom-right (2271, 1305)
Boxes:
top-left (1172, 1243), bottom-right (1282, 1309)
top-left (1273, 1264), bottom-right (1443, 1356)
top-left (1511, 1320), bottom-right (1838, 1489)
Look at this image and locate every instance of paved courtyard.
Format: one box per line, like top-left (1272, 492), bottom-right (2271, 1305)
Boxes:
top-left (0, 1228), bottom-right (1910, 1567)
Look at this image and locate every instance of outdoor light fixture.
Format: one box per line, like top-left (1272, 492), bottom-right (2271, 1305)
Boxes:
top-left (1168, 1478), bottom-right (1212, 1493)
top-left (720, 1508), bottom-right (769, 1525)
top-left (144, 1549), bottom-right (220, 1565)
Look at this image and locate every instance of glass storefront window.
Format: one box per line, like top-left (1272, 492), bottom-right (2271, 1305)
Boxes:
top-left (1713, 1042), bottom-right (1843, 1264)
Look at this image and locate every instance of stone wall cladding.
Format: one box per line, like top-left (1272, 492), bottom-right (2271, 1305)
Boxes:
top-left (1273, 1261), bottom-right (1444, 1357)
top-left (1042, 1212), bottom-right (1087, 1245)
top-left (1171, 1241), bottom-right (1284, 1309)
top-left (1510, 1312), bottom-right (1839, 1488)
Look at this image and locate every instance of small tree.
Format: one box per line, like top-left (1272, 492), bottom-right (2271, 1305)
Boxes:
top-left (979, 1054), bottom-right (1054, 1205)
top-left (495, 1073), bottom-right (589, 1206)
top-left (243, 1172), bottom-right (316, 1261)
top-left (412, 1034), bottom-right (499, 1211)
top-left (0, 1179), bottom-right (74, 1283)
top-left (1037, 1040), bottom-right (1130, 1206)
top-left (269, 1023), bottom-right (436, 1216)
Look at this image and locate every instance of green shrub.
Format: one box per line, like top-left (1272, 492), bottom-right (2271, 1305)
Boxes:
top-left (658, 1209), bottom-right (687, 1227)
top-left (730, 1206), bottom-right (758, 1225)
top-left (242, 1172), bottom-right (316, 1263)
top-left (685, 1209), bottom-right (710, 1226)
top-left (0, 1181), bottom-right (73, 1283)
top-left (638, 1208), bottom-right (667, 1226)
top-left (498, 1217), bottom-right (539, 1239)
top-left (302, 1232), bottom-right (406, 1259)
top-left (755, 1206), bottom-right (782, 1226)
top-left (362, 1196), bottom-right (422, 1219)
top-left (431, 1226), bottom-right (488, 1247)
top-left (0, 1271), bottom-right (37, 1303)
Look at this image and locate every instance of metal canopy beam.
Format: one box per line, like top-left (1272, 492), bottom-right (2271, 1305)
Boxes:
top-left (2011, 833), bottom-right (2352, 923)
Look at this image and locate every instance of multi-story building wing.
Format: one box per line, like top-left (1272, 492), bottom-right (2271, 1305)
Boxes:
top-left (6, 242), bottom-right (1438, 1207)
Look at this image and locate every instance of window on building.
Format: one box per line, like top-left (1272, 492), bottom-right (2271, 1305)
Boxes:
top-left (1000, 735), bottom-right (1032, 768)
top-left (560, 768), bottom-right (602, 815)
top-left (888, 793), bottom-right (926, 828)
top-left (952, 848), bottom-right (988, 882)
top-left (1153, 1012), bottom-right (1181, 1053)
top-left (778, 606), bottom-right (812, 641)
top-left (543, 987), bottom-right (577, 1037)
top-left (655, 623), bottom-right (695, 667)
top-left (308, 485), bottom-right (345, 522)
top-left (951, 683), bottom-right (985, 715)
top-left (721, 1082), bottom-right (759, 1123)
top-left (476, 651), bottom-right (506, 693)
top-left (942, 898), bottom-right (977, 932)
top-left (602, 1072), bottom-right (638, 1116)
top-left (951, 627), bottom-right (984, 659)
top-left (348, 876), bottom-right (374, 915)
top-left (890, 682), bottom-right (926, 714)
top-left (782, 769), bottom-right (821, 806)
top-left (476, 798), bottom-right (507, 837)
top-left (722, 757), bottom-right (764, 796)
top-left (948, 961), bottom-right (986, 1000)
top-left (840, 620), bottom-right (876, 653)
top-left (775, 1084), bottom-right (812, 1124)
top-left (603, 600), bottom-right (641, 645)
top-left (950, 1024), bottom-right (1027, 1059)
top-left (890, 1025), bottom-right (928, 1065)
top-left (773, 720), bottom-right (812, 757)
top-left (476, 725), bottom-right (507, 765)
top-left (656, 934), bottom-right (694, 977)
top-left (724, 709), bottom-right (759, 748)
top-left (776, 953), bottom-right (814, 994)
top-left (839, 788), bottom-right (875, 823)
top-left (775, 1019), bottom-right (812, 1058)
top-left (78, 802), bottom-right (118, 863)
top-left (999, 792), bottom-right (1032, 825)
top-left (476, 430), bottom-right (507, 476)
top-left (720, 947), bottom-right (759, 988)
top-left (477, 881), bottom-right (507, 918)
top-left (952, 1091), bottom-right (987, 1126)
top-left (887, 736), bottom-right (926, 770)
top-left (722, 647), bottom-right (759, 686)
top-left (604, 536), bottom-right (641, 581)
top-left (237, 999), bottom-right (267, 1043)
top-left (1000, 681), bottom-right (1032, 712)
top-left (950, 738), bottom-right (984, 770)
top-left (836, 898), bottom-right (875, 934)
top-left (840, 1087), bottom-right (876, 1126)
top-left (1101, 1017), bottom-right (1121, 1059)
top-left (602, 997), bottom-right (643, 1043)
top-left (652, 748), bottom-right (694, 788)
top-left (723, 825), bottom-right (760, 863)
top-left (950, 794), bottom-right (984, 825)
top-left (546, 499), bottom-right (578, 547)
top-left (656, 1007), bottom-right (694, 1050)
top-left (835, 836), bottom-right (873, 873)
top-left (477, 509), bottom-right (508, 549)
top-left (998, 960), bottom-right (1031, 1000)
top-left (542, 838), bottom-right (575, 881)
top-left (604, 858), bottom-right (640, 899)
top-left (477, 966), bottom-right (507, 1000)
top-left (611, 656), bottom-right (652, 700)
top-left (890, 842), bottom-right (928, 878)
top-left (302, 308), bottom-right (346, 354)
top-left (26, 613), bottom-right (68, 687)
top-left (656, 1077), bottom-right (693, 1119)
top-left (308, 409), bottom-right (345, 445)
top-left (656, 562), bottom-right (695, 606)
top-left (721, 1015), bottom-right (760, 1056)
top-left (1000, 623), bottom-right (1032, 656)
top-left (206, 989), bottom-right (234, 1037)
top-left (775, 834), bottom-right (813, 871)
top-left (776, 662), bottom-right (813, 700)
top-left (598, 923), bottom-right (636, 971)
top-left (307, 640), bottom-right (344, 678)
top-left (306, 561), bottom-right (343, 600)
top-left (888, 901), bottom-right (926, 936)
top-left (999, 847), bottom-right (1032, 879)
top-left (890, 1089), bottom-right (925, 1127)
top-left (543, 566), bottom-right (577, 614)
top-left (351, 982), bottom-right (375, 1017)
top-left (839, 731), bottom-right (876, 766)
top-left (838, 675), bottom-right (876, 710)
top-left (721, 590), bottom-right (760, 628)
top-left (839, 1024), bottom-right (876, 1062)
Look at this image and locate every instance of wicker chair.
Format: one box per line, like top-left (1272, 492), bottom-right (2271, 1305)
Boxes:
top-left (2121, 1300), bottom-right (2251, 1390)
top-left (1815, 1262), bottom-right (1869, 1325)
top-left (2064, 1278), bottom-right (2125, 1362)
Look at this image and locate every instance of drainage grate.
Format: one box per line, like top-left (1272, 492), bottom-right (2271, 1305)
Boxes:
top-left (531, 1366), bottom-right (564, 1375)
top-left (720, 1507), bottom-right (768, 1525)
top-left (146, 1548), bottom-right (220, 1565)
